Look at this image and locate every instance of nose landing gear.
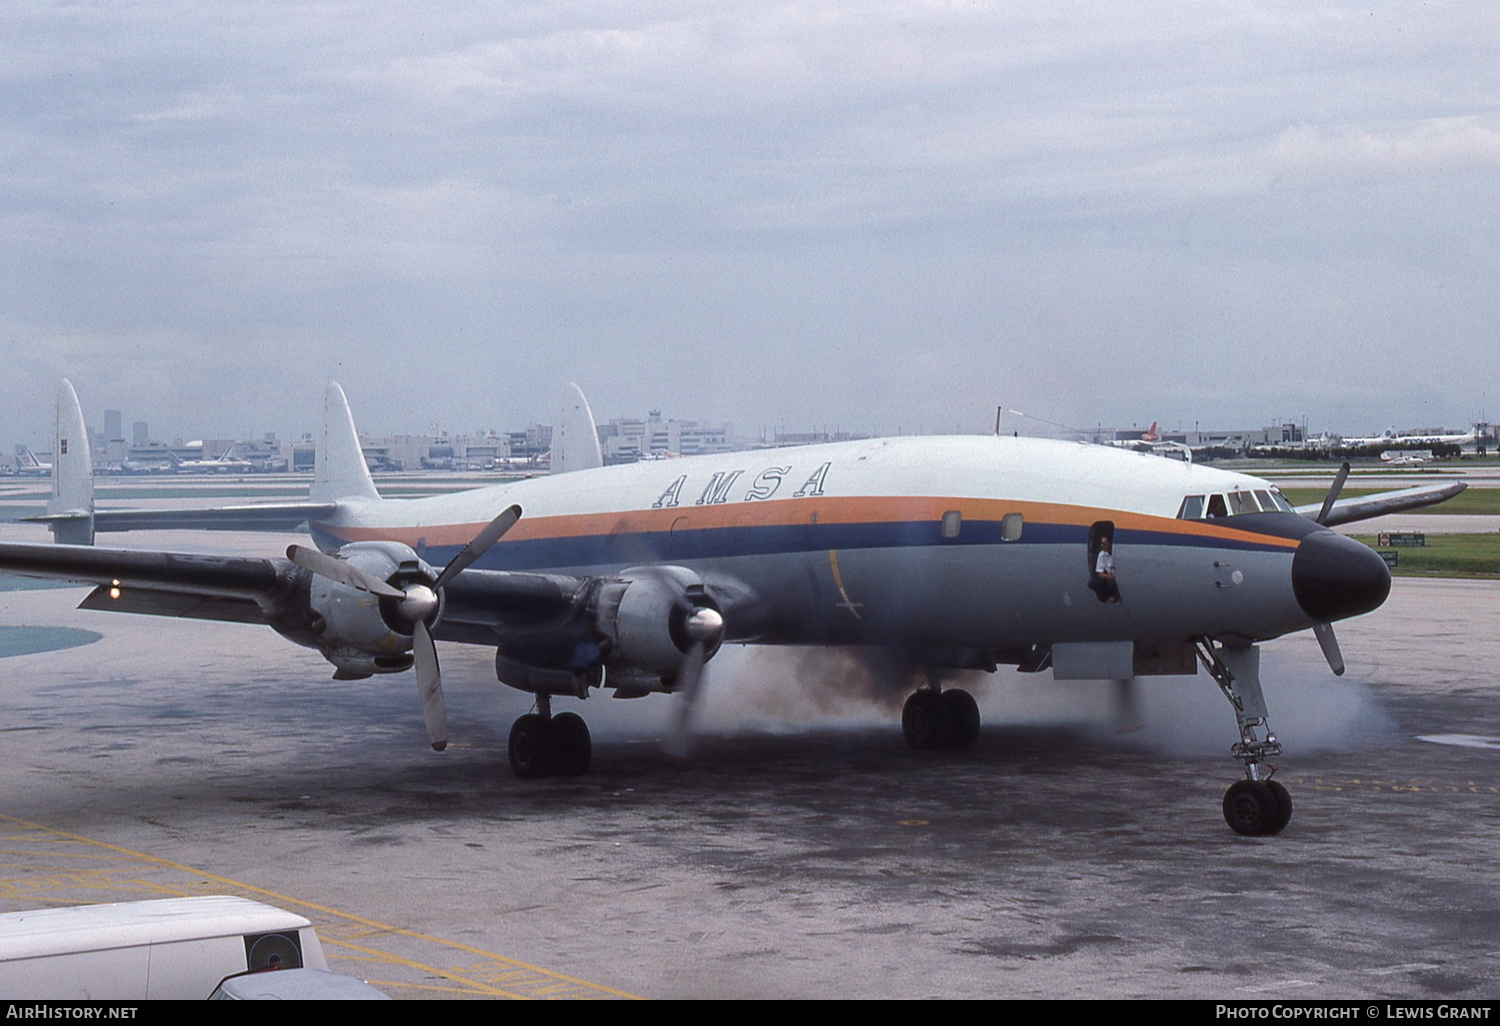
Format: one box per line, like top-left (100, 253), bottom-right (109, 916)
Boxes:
top-left (1223, 778), bottom-right (1293, 836)
top-left (1197, 639), bottom-right (1292, 836)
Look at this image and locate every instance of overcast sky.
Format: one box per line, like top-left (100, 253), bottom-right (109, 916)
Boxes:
top-left (3, 1), bottom-right (1498, 446)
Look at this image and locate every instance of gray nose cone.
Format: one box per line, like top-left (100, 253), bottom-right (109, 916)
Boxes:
top-left (1292, 529), bottom-right (1391, 623)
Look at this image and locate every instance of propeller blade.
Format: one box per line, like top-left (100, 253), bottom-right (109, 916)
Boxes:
top-left (1313, 621), bottom-right (1345, 676)
top-left (1316, 461), bottom-right (1352, 525)
top-left (413, 618), bottom-right (448, 750)
top-left (1112, 677), bottom-right (1144, 734)
top-left (432, 505), bottom-right (522, 590)
top-left (663, 640), bottom-right (709, 760)
top-left (287, 544), bottom-right (404, 598)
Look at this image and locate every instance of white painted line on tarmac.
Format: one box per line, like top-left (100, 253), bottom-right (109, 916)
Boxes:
top-left (1415, 734), bottom-right (1500, 750)
top-left (1362, 963), bottom-right (1440, 976)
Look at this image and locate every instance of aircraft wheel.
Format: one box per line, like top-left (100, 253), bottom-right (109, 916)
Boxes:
top-left (508, 714), bottom-right (552, 779)
top-left (902, 690), bottom-right (949, 750)
top-left (550, 712), bottom-right (592, 776)
top-left (1264, 780), bottom-right (1293, 835)
top-left (941, 689), bottom-right (980, 750)
top-left (1222, 780), bottom-right (1279, 836)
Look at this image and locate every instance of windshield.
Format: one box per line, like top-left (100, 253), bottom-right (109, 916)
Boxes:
top-left (1178, 486), bottom-right (1295, 519)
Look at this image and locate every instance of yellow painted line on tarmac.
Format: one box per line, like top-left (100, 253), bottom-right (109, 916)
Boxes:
top-left (1277, 777), bottom-right (1500, 794)
top-left (0, 813), bottom-right (641, 1000)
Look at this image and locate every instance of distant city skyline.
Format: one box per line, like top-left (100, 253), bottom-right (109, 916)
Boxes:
top-left (9, 387), bottom-right (1489, 462)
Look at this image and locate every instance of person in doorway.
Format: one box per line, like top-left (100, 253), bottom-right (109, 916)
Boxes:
top-left (1091, 537), bottom-right (1121, 603)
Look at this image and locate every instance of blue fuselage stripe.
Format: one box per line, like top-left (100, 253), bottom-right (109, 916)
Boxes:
top-left (312, 518), bottom-right (1292, 573)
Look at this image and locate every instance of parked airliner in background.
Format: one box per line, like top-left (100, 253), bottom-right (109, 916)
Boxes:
top-left (1105, 422), bottom-right (1193, 462)
top-left (1380, 450), bottom-right (1432, 466)
top-left (0, 381), bottom-right (1466, 835)
top-left (15, 449), bottom-right (53, 477)
top-left (170, 446), bottom-right (256, 474)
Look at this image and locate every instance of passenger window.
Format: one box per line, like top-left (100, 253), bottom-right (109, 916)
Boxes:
top-left (1001, 512), bottom-right (1023, 541)
top-left (1205, 494), bottom-right (1228, 518)
top-left (940, 510), bottom-right (962, 539)
top-left (1178, 495), bottom-right (1206, 520)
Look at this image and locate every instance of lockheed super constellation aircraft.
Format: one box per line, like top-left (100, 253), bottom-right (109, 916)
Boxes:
top-left (0, 381), bottom-right (1467, 835)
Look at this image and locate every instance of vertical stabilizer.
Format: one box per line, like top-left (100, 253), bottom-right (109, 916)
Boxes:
top-left (48, 380), bottom-right (95, 545)
top-left (311, 382), bottom-right (380, 503)
top-left (551, 382), bottom-right (603, 475)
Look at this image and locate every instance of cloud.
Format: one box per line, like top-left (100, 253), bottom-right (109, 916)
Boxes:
top-left (1264, 118), bottom-right (1500, 178)
top-left (2, 2), bottom-right (1500, 441)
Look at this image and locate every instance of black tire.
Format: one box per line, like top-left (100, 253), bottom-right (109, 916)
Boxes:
top-left (550, 712), bottom-right (592, 777)
top-left (508, 714), bottom-right (552, 779)
top-left (902, 690), bottom-right (950, 750)
top-left (1222, 779), bottom-right (1277, 836)
top-left (1264, 780), bottom-right (1293, 835)
top-left (941, 689), bottom-right (980, 750)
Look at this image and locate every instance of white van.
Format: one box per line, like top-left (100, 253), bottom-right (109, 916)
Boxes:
top-left (0, 896), bottom-right (330, 999)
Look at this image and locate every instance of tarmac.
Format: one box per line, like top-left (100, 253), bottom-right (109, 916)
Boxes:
top-left (0, 523), bottom-right (1498, 999)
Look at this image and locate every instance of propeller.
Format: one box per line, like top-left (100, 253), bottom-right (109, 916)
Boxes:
top-left (289, 504), bottom-right (522, 751)
top-left (663, 602), bottom-right (725, 759)
top-left (1313, 621), bottom-right (1345, 676)
top-left (1316, 460), bottom-right (1351, 525)
top-left (1309, 464), bottom-right (1351, 677)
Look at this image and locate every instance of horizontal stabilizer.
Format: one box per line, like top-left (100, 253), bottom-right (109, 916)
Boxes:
top-left (1295, 481), bottom-right (1467, 527)
top-left (23, 502), bottom-right (339, 533)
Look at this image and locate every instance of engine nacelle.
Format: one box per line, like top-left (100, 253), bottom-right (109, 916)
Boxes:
top-left (595, 566), bottom-right (721, 686)
top-left (306, 541), bottom-right (440, 679)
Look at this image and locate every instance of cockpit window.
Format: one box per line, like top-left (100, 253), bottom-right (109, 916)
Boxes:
top-left (1227, 491), bottom-right (1258, 515)
top-left (1179, 487), bottom-right (1294, 519)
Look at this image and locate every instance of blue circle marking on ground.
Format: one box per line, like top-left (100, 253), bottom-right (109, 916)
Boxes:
top-left (0, 625), bottom-right (103, 659)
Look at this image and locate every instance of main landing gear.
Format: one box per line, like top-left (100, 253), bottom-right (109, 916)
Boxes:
top-left (902, 675), bottom-right (981, 751)
top-left (1197, 640), bottom-right (1292, 836)
top-left (507, 693), bottom-right (592, 779)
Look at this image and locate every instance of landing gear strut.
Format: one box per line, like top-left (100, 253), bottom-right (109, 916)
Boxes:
top-left (1197, 639), bottom-right (1291, 836)
top-left (507, 693), bottom-right (592, 779)
top-left (902, 675), bottom-right (980, 751)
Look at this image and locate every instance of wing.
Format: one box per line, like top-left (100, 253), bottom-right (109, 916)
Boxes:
top-left (0, 539), bottom-right (301, 625)
top-left (0, 539), bottom-right (587, 635)
top-left (1294, 481), bottom-right (1467, 527)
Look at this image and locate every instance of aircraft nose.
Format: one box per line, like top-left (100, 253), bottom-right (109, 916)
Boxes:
top-left (1292, 529), bottom-right (1392, 623)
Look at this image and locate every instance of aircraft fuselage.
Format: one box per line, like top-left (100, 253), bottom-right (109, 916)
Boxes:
top-left (309, 435), bottom-right (1389, 655)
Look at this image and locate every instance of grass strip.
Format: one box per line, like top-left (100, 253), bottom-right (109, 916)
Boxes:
top-left (1349, 533), bottom-right (1500, 579)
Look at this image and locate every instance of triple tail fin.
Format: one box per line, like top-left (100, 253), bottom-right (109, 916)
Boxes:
top-left (311, 382), bottom-right (380, 503)
top-left (48, 380), bottom-right (95, 545)
top-left (550, 382), bottom-right (603, 475)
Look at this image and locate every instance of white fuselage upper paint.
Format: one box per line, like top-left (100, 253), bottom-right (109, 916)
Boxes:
top-left (323, 436), bottom-right (1261, 534)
